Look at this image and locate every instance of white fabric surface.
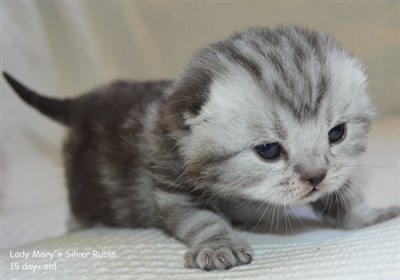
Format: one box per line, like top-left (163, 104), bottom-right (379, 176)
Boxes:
top-left (1, 218), bottom-right (400, 279)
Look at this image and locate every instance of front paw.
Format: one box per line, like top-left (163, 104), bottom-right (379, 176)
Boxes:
top-left (184, 238), bottom-right (253, 270)
top-left (371, 206), bottom-right (400, 225)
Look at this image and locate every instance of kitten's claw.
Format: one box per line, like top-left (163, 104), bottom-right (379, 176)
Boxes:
top-left (184, 240), bottom-right (253, 270)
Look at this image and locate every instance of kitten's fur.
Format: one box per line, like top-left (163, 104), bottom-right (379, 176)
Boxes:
top-left (4, 26), bottom-right (400, 270)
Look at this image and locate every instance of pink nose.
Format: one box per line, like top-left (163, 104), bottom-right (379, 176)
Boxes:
top-left (301, 172), bottom-right (327, 187)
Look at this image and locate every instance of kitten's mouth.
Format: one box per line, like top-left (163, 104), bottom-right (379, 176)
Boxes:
top-left (303, 188), bottom-right (318, 199)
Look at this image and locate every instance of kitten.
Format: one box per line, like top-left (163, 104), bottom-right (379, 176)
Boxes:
top-left (4, 26), bottom-right (400, 271)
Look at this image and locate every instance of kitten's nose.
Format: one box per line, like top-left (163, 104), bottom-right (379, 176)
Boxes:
top-left (301, 171), bottom-right (327, 187)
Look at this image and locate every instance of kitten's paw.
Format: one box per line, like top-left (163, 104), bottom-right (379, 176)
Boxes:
top-left (342, 204), bottom-right (400, 229)
top-left (371, 206), bottom-right (400, 225)
top-left (184, 239), bottom-right (253, 270)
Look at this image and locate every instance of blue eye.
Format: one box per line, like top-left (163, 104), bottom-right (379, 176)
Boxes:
top-left (254, 143), bottom-right (282, 160)
top-left (328, 123), bottom-right (346, 144)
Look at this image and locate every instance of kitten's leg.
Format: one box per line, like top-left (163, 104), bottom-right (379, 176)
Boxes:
top-left (67, 214), bottom-right (83, 232)
top-left (156, 189), bottom-right (252, 270)
top-left (311, 183), bottom-right (400, 229)
top-left (67, 212), bottom-right (99, 231)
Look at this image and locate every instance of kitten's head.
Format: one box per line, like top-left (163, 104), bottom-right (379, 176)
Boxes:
top-left (160, 26), bottom-right (374, 205)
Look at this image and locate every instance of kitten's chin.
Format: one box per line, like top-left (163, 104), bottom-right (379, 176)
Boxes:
top-left (295, 192), bottom-right (321, 205)
top-left (286, 187), bottom-right (326, 205)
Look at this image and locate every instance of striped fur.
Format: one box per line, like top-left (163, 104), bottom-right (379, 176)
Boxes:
top-left (5, 26), bottom-right (399, 271)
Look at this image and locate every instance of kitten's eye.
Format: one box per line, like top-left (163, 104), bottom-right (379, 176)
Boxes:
top-left (254, 143), bottom-right (282, 160)
top-left (328, 123), bottom-right (346, 144)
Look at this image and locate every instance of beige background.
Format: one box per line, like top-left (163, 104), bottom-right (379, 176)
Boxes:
top-left (1, 1), bottom-right (399, 249)
top-left (3, 2), bottom-right (400, 114)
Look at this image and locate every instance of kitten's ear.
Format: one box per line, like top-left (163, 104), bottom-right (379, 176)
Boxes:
top-left (161, 70), bottom-right (212, 132)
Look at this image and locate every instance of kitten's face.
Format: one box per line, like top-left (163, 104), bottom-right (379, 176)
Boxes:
top-left (170, 27), bottom-right (374, 206)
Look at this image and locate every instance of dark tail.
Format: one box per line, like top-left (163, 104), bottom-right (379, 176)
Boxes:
top-left (3, 72), bottom-right (74, 125)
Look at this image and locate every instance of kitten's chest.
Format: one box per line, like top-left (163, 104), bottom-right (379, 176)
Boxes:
top-left (217, 199), bottom-right (279, 226)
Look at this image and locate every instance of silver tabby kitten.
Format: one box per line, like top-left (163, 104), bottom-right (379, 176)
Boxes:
top-left (4, 26), bottom-right (400, 271)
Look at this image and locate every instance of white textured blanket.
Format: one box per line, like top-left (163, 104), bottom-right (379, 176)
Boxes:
top-left (2, 218), bottom-right (400, 279)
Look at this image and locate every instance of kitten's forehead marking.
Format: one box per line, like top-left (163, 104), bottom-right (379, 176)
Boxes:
top-left (273, 115), bottom-right (288, 141)
top-left (216, 43), bottom-right (263, 81)
top-left (224, 29), bottom-right (334, 121)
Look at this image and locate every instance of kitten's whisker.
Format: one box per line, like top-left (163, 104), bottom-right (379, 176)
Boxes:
top-left (276, 205), bottom-right (281, 234)
top-left (270, 203), bottom-right (278, 234)
top-left (302, 204), bottom-right (324, 226)
top-left (251, 203), bottom-right (271, 232)
top-left (342, 189), bottom-right (351, 225)
top-left (283, 205), bottom-right (293, 236)
top-left (256, 200), bottom-right (266, 213)
top-left (373, 112), bottom-right (389, 120)
top-left (290, 205), bottom-right (309, 231)
top-left (334, 192), bottom-right (340, 228)
top-left (283, 206), bottom-right (287, 236)
top-left (287, 206), bottom-right (294, 235)
top-left (340, 183), bottom-right (359, 200)
top-left (327, 194), bottom-right (334, 219)
top-left (337, 189), bottom-right (348, 225)
top-left (334, 171), bottom-right (378, 200)
top-left (349, 173), bottom-right (393, 197)
top-left (343, 164), bottom-right (394, 169)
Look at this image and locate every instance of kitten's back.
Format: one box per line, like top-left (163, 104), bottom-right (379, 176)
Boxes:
top-left (4, 73), bottom-right (172, 228)
top-left (63, 80), bottom-right (172, 228)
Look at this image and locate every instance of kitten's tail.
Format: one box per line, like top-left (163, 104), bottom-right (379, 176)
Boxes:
top-left (3, 72), bottom-right (75, 126)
